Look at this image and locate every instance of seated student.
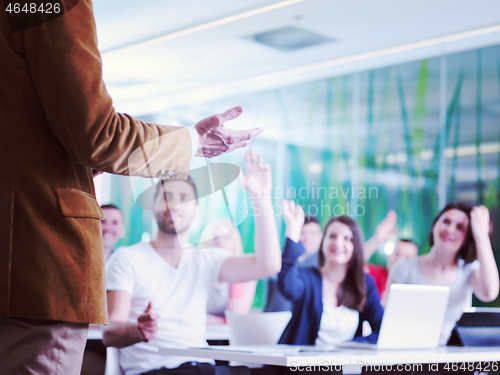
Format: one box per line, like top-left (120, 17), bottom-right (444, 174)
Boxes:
top-left (387, 203), bottom-right (499, 343)
top-left (101, 204), bottom-right (126, 262)
top-left (266, 211), bottom-right (398, 312)
top-left (201, 218), bottom-right (257, 324)
top-left (277, 200), bottom-right (383, 345)
top-left (103, 149), bottom-right (281, 375)
top-left (265, 215), bottom-right (323, 312)
top-left (387, 239), bottom-right (419, 269)
top-left (366, 238), bottom-right (419, 301)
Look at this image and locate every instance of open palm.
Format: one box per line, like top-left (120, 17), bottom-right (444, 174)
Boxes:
top-left (240, 149), bottom-right (272, 199)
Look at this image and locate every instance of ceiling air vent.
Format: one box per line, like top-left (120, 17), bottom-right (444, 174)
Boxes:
top-left (246, 26), bottom-right (334, 52)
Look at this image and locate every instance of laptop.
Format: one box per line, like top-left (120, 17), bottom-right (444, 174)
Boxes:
top-left (338, 284), bottom-right (450, 350)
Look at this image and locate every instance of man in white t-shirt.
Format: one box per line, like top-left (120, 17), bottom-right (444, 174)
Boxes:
top-left (103, 150), bottom-right (281, 375)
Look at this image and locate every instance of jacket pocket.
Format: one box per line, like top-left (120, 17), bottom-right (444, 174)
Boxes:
top-left (56, 189), bottom-right (104, 219)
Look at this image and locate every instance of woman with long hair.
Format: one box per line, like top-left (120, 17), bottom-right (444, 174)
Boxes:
top-left (278, 200), bottom-right (383, 345)
top-left (201, 218), bottom-right (257, 324)
top-left (387, 203), bottom-right (499, 343)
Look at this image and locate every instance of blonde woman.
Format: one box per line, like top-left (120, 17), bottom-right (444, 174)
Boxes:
top-left (201, 219), bottom-right (257, 324)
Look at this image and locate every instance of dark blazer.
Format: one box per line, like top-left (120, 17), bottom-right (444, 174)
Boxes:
top-left (278, 238), bottom-right (383, 345)
top-left (0, 0), bottom-right (192, 324)
top-left (265, 253), bottom-right (319, 313)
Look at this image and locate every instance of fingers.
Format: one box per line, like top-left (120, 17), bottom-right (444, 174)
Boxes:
top-left (196, 123), bottom-right (263, 157)
top-left (297, 204), bottom-right (305, 218)
top-left (281, 199), bottom-right (288, 213)
top-left (199, 107), bottom-right (244, 135)
top-left (473, 205), bottom-right (489, 214)
top-left (472, 205), bottom-right (489, 219)
top-left (281, 199), bottom-right (294, 216)
top-left (137, 302), bottom-right (160, 342)
top-left (282, 199), bottom-right (304, 219)
top-left (138, 302), bottom-right (160, 323)
top-left (225, 128), bottom-right (264, 154)
top-left (194, 106), bottom-right (245, 138)
top-left (230, 127), bottom-right (264, 143)
top-left (138, 312), bottom-right (160, 322)
top-left (244, 148), bottom-right (266, 171)
top-left (386, 210), bottom-right (397, 223)
top-left (244, 148), bottom-right (256, 170)
top-left (257, 154), bottom-right (264, 169)
top-left (471, 205), bottom-right (490, 226)
top-left (244, 148), bottom-right (253, 169)
top-left (138, 319), bottom-right (158, 342)
top-left (470, 206), bottom-right (492, 238)
top-left (249, 147), bottom-right (256, 163)
top-left (216, 106), bottom-right (244, 123)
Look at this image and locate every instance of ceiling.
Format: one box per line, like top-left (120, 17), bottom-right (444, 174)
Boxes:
top-left (92, 0), bottom-right (500, 116)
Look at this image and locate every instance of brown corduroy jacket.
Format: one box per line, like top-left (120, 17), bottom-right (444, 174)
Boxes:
top-left (0, 0), bottom-right (192, 324)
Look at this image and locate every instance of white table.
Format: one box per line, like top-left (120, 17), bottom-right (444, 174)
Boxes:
top-left (159, 345), bottom-right (500, 374)
top-left (87, 324), bottom-right (230, 341)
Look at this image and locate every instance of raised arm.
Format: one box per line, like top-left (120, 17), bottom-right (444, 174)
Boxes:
top-left (219, 149), bottom-right (281, 282)
top-left (277, 200), bottom-right (309, 301)
top-left (364, 210), bottom-right (398, 261)
top-left (469, 206), bottom-right (499, 302)
top-left (102, 291), bottom-right (160, 348)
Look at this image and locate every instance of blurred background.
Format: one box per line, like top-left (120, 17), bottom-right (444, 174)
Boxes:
top-left (93, 0), bottom-right (500, 308)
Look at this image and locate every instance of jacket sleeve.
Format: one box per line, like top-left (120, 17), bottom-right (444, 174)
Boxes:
top-left (355, 274), bottom-right (384, 343)
top-left (277, 238), bottom-right (308, 302)
top-left (20, 0), bottom-right (192, 178)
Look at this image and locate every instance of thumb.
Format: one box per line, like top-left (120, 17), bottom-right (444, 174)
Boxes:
top-left (195, 106), bottom-right (243, 137)
top-left (144, 302), bottom-right (152, 314)
top-left (216, 106), bottom-right (243, 124)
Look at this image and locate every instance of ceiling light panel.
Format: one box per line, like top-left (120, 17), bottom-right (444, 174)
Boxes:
top-left (247, 26), bottom-right (335, 51)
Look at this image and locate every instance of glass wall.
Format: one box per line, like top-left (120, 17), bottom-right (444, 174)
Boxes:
top-left (105, 44), bottom-right (500, 308)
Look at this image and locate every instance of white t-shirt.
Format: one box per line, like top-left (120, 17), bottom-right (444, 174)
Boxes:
top-left (206, 282), bottom-right (230, 316)
top-left (315, 304), bottom-right (359, 346)
top-left (106, 242), bottom-right (231, 375)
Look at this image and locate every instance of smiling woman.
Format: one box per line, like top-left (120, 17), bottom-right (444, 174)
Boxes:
top-left (387, 203), bottom-right (500, 343)
top-left (276, 200), bottom-right (383, 346)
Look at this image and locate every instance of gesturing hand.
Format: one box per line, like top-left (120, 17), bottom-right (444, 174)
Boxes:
top-left (137, 302), bottom-right (160, 342)
top-left (282, 199), bottom-right (305, 243)
top-left (470, 205), bottom-right (491, 240)
top-left (239, 148), bottom-right (272, 200)
top-left (195, 106), bottom-right (263, 158)
top-left (374, 210), bottom-right (398, 243)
